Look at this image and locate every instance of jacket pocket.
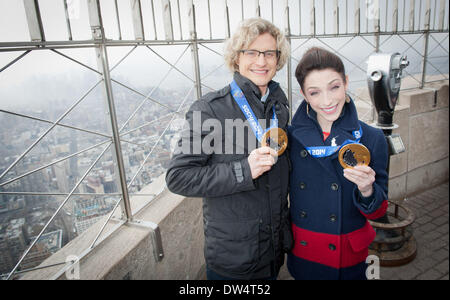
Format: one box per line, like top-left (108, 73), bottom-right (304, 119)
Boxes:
top-left (205, 218), bottom-right (260, 275)
top-left (347, 221), bottom-right (376, 253)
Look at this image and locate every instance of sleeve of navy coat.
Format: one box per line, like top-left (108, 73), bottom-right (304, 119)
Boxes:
top-left (352, 126), bottom-right (389, 219)
top-left (165, 100), bottom-right (256, 198)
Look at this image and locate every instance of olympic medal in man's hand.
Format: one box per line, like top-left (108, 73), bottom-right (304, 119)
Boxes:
top-left (261, 127), bottom-right (288, 156)
top-left (338, 143), bottom-right (371, 169)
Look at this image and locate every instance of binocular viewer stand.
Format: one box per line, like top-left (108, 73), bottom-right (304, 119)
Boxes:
top-left (368, 201), bottom-right (417, 267)
top-left (367, 122), bottom-right (417, 267)
top-left (367, 53), bottom-right (417, 266)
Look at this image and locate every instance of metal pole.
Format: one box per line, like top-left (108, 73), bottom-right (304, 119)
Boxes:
top-left (177, 0), bottom-right (183, 39)
top-left (355, 0), bottom-right (360, 35)
top-left (299, 0), bottom-right (302, 35)
top-left (114, 0), bottom-right (122, 40)
top-left (385, 0), bottom-right (388, 32)
top-left (23, 0), bottom-right (45, 41)
top-left (271, 0), bottom-right (274, 23)
top-left (374, 0), bottom-right (381, 122)
top-left (438, 0), bottom-right (445, 31)
top-left (345, 0), bottom-right (348, 34)
top-left (403, 0), bottom-right (407, 31)
top-left (255, 0), bottom-right (260, 18)
top-left (161, 0), bottom-right (174, 40)
top-left (131, 0), bottom-right (145, 40)
top-left (225, 0), bottom-right (231, 38)
top-left (63, 0), bottom-right (73, 40)
top-left (333, 0), bottom-right (339, 35)
top-left (366, 0), bottom-right (370, 32)
top-left (409, 0), bottom-right (415, 31)
top-left (323, 0), bottom-right (326, 34)
top-left (150, 0), bottom-right (158, 39)
top-left (311, 0), bottom-right (316, 36)
top-left (284, 0), bottom-right (293, 120)
top-left (98, 44), bottom-right (133, 221)
top-left (188, 1), bottom-right (202, 99)
top-left (421, 0), bottom-right (431, 88)
top-left (207, 0), bottom-right (212, 39)
top-left (375, 0), bottom-right (380, 52)
top-left (393, 0), bottom-right (399, 33)
top-left (87, 0), bottom-right (133, 221)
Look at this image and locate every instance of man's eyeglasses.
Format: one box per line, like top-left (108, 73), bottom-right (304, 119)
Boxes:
top-left (239, 49), bottom-right (280, 60)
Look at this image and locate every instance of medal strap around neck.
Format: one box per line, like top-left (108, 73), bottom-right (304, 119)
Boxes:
top-left (230, 80), bottom-right (278, 143)
top-left (305, 126), bottom-right (363, 158)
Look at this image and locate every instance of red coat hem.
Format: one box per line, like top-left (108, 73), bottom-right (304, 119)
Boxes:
top-left (291, 221), bottom-right (375, 269)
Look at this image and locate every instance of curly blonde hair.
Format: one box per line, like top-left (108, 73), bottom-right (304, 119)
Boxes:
top-left (224, 18), bottom-right (290, 72)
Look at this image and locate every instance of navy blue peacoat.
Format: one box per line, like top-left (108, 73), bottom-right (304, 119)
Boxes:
top-left (287, 98), bottom-right (389, 280)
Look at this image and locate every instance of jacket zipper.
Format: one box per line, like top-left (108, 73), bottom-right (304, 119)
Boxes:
top-left (264, 98), bottom-right (277, 274)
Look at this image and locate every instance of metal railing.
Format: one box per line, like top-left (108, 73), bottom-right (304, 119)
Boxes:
top-left (0, 0), bottom-right (448, 280)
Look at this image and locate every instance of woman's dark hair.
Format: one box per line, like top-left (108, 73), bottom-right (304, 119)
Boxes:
top-left (295, 47), bottom-right (346, 92)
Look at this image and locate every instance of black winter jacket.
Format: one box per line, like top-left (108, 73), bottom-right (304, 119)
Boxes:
top-left (165, 72), bottom-right (293, 279)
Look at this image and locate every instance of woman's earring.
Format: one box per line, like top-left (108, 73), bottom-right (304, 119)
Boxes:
top-left (306, 101), bottom-right (310, 115)
top-left (345, 94), bottom-right (351, 103)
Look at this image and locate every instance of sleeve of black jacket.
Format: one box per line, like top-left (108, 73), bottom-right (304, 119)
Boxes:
top-left (165, 99), bottom-right (256, 198)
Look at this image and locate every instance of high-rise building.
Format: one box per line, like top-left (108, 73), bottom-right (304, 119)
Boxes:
top-left (74, 197), bottom-right (114, 235)
top-left (0, 226), bottom-right (14, 274)
top-left (85, 176), bottom-right (104, 194)
top-left (0, 192), bottom-right (6, 213)
top-left (52, 160), bottom-right (70, 193)
top-left (0, 219), bottom-right (28, 274)
top-left (21, 230), bottom-right (63, 270)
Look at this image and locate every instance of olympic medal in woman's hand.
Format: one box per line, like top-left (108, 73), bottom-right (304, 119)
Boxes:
top-left (338, 143), bottom-right (370, 169)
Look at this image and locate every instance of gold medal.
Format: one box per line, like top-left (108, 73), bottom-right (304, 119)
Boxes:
top-left (338, 143), bottom-right (371, 169)
top-left (261, 127), bottom-right (288, 156)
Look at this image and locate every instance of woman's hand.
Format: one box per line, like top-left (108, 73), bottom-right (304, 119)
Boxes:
top-left (343, 165), bottom-right (376, 197)
top-left (248, 147), bottom-right (278, 179)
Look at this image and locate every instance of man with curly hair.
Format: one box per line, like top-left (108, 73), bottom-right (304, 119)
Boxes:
top-left (166, 18), bottom-right (292, 280)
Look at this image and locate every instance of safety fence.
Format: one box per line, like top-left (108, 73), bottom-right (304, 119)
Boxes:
top-left (0, 0), bottom-right (448, 279)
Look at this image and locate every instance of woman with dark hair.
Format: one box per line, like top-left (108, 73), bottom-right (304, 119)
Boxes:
top-left (287, 47), bottom-right (389, 280)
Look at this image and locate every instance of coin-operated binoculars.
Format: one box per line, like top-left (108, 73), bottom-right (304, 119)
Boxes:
top-left (368, 53), bottom-right (409, 129)
top-left (366, 53), bottom-right (417, 266)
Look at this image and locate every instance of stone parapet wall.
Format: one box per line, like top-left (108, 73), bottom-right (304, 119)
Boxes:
top-left (388, 81), bottom-right (449, 201)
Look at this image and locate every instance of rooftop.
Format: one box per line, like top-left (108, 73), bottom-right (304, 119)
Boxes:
top-left (0, 0), bottom-right (448, 281)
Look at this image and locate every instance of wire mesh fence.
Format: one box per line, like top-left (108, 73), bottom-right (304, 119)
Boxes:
top-left (0, 0), bottom-right (448, 279)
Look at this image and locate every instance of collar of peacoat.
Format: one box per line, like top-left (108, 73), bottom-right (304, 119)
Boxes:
top-left (289, 97), bottom-right (362, 150)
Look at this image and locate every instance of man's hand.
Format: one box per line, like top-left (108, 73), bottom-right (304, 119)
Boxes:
top-left (343, 165), bottom-right (376, 197)
top-left (248, 147), bottom-right (278, 179)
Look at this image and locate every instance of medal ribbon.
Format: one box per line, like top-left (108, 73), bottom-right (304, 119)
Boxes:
top-left (305, 126), bottom-right (363, 158)
top-left (230, 80), bottom-right (278, 143)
